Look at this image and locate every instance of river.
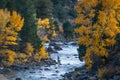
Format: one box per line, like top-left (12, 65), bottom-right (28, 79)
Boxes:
top-left (13, 42), bottom-right (85, 80)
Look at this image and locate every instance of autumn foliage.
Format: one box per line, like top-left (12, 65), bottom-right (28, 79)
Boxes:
top-left (25, 42), bottom-right (34, 57)
top-left (39, 43), bottom-right (49, 59)
top-left (0, 9), bottom-right (24, 66)
top-left (75, 0), bottom-right (120, 70)
top-left (0, 9), bottom-right (51, 66)
top-left (37, 18), bottom-right (57, 42)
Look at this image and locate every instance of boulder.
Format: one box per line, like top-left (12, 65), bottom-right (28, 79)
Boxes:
top-left (54, 45), bottom-right (62, 50)
top-left (29, 71), bottom-right (35, 73)
top-left (63, 42), bottom-right (68, 45)
top-left (44, 68), bottom-right (50, 71)
top-left (69, 42), bottom-right (77, 46)
top-left (47, 46), bottom-right (58, 53)
top-left (49, 42), bottom-right (63, 51)
top-left (113, 75), bottom-right (120, 80)
top-left (1, 69), bottom-right (16, 79)
top-left (0, 74), bottom-right (8, 80)
top-left (70, 42), bottom-right (77, 46)
top-left (24, 67), bottom-right (29, 70)
top-left (51, 74), bottom-right (57, 76)
top-left (89, 77), bottom-right (97, 80)
top-left (56, 70), bottom-right (59, 73)
top-left (16, 78), bottom-right (22, 80)
top-left (73, 54), bottom-right (78, 56)
top-left (49, 42), bottom-right (57, 46)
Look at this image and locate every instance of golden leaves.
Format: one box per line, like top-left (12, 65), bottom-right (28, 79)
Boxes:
top-left (75, 26), bottom-right (90, 35)
top-left (98, 11), bottom-right (108, 26)
top-left (37, 18), bottom-right (50, 29)
top-left (0, 9), bottom-right (24, 66)
top-left (75, 0), bottom-right (120, 70)
top-left (37, 18), bottom-right (57, 42)
top-left (101, 0), bottom-right (120, 10)
top-left (80, 0), bottom-right (98, 9)
top-left (0, 49), bottom-right (16, 66)
top-left (0, 9), bottom-right (24, 47)
top-left (52, 30), bottom-right (57, 37)
top-left (42, 35), bottom-right (50, 42)
top-left (83, 48), bottom-right (93, 70)
top-left (10, 11), bottom-right (24, 31)
top-left (25, 43), bottom-right (34, 57)
top-left (38, 44), bottom-right (49, 59)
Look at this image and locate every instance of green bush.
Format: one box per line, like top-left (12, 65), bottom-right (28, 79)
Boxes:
top-left (62, 21), bottom-right (74, 39)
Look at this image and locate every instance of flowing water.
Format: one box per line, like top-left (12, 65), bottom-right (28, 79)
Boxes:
top-left (13, 42), bottom-right (85, 80)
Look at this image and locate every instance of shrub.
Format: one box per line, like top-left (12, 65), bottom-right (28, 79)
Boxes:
top-left (25, 42), bottom-right (34, 57)
top-left (98, 66), bottom-right (119, 79)
top-left (15, 53), bottom-right (28, 64)
top-left (0, 49), bottom-right (16, 66)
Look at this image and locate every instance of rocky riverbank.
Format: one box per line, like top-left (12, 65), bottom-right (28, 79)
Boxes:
top-left (63, 66), bottom-right (120, 80)
top-left (0, 74), bottom-right (8, 80)
top-left (0, 42), bottom-right (85, 80)
top-left (1, 42), bottom-right (120, 80)
top-left (0, 59), bottom-right (57, 80)
top-left (63, 66), bottom-right (98, 80)
top-left (63, 48), bottom-right (120, 80)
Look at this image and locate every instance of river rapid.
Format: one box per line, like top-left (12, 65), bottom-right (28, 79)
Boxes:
top-left (13, 42), bottom-right (85, 80)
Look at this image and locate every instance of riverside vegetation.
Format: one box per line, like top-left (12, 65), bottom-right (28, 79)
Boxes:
top-left (0, 0), bottom-right (120, 80)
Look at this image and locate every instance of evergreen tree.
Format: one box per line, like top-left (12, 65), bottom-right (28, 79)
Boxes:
top-left (0, 0), bottom-right (15, 11)
top-left (63, 21), bottom-right (74, 39)
top-left (14, 0), bottom-right (42, 49)
top-left (35, 0), bottom-right (53, 19)
top-left (0, 0), bottom-right (8, 9)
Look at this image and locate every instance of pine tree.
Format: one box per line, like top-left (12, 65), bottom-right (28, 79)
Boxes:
top-left (0, 0), bottom-right (7, 9)
top-left (63, 21), bottom-right (74, 39)
top-left (0, 0), bottom-right (15, 12)
top-left (35, 0), bottom-right (53, 19)
top-left (14, 0), bottom-right (42, 49)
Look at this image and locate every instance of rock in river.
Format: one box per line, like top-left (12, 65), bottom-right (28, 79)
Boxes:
top-left (54, 45), bottom-right (62, 50)
top-left (47, 46), bottom-right (58, 53)
top-left (16, 78), bottom-right (22, 80)
top-left (0, 74), bottom-right (8, 80)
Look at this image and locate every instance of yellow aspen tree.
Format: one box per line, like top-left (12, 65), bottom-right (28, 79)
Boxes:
top-left (75, 0), bottom-right (120, 70)
top-left (25, 42), bottom-right (34, 57)
top-left (0, 9), bottom-right (24, 66)
top-left (34, 42), bottom-right (49, 62)
top-left (39, 43), bottom-right (49, 59)
top-left (0, 49), bottom-right (16, 66)
top-left (0, 9), bottom-right (10, 45)
top-left (4, 11), bottom-right (24, 46)
top-left (37, 18), bottom-right (57, 42)
top-left (52, 30), bottom-right (57, 37)
top-left (37, 18), bottom-right (50, 42)
top-left (0, 10), bottom-right (24, 47)
top-left (36, 18), bottom-right (57, 60)
top-left (37, 18), bottom-right (55, 60)
top-left (35, 45), bottom-right (49, 60)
